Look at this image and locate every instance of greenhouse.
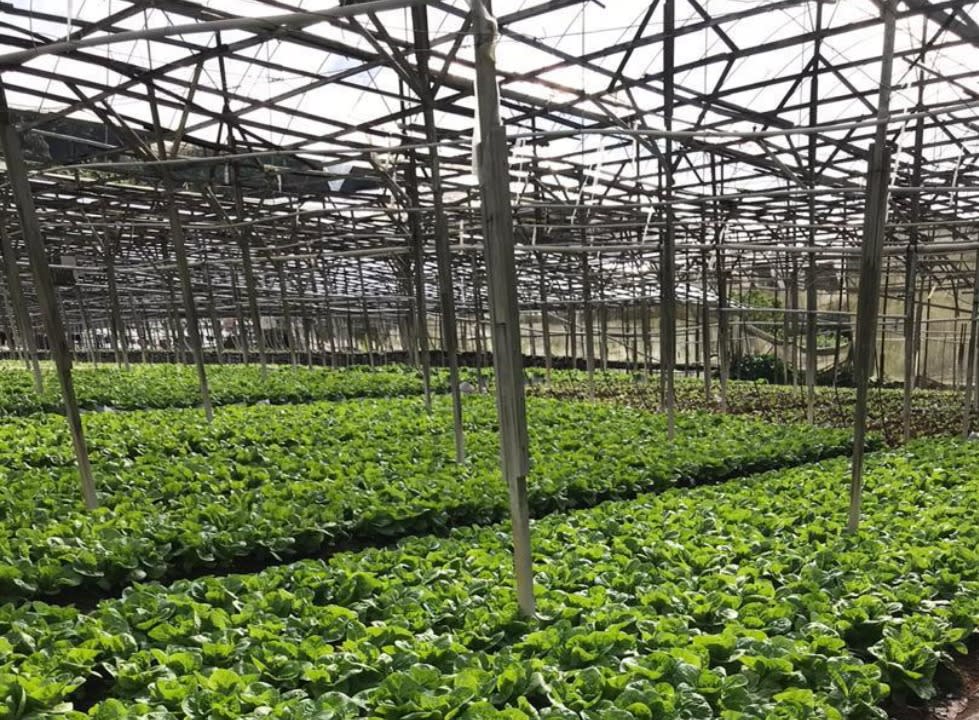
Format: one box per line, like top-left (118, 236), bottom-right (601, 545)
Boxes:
top-left (2, 0), bottom-right (979, 717)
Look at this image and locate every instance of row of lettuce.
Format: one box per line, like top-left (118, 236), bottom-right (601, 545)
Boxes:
top-left (0, 396), bottom-right (858, 603)
top-left (3, 439), bottom-right (978, 718)
top-left (0, 361), bottom-right (961, 445)
top-left (0, 364), bottom-right (449, 415)
top-left (530, 370), bottom-right (964, 444)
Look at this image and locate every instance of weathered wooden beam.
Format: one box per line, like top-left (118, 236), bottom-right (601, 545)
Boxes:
top-left (413, 4), bottom-right (465, 460)
top-left (148, 83), bottom-right (213, 421)
top-left (473, 0), bottom-right (534, 618)
top-left (805, 0), bottom-right (822, 425)
top-left (404, 153), bottom-right (433, 410)
top-left (661, 0), bottom-right (677, 439)
top-left (849, 2), bottom-right (897, 534)
top-left (0, 213), bottom-right (42, 391)
top-left (0, 83), bottom-right (97, 510)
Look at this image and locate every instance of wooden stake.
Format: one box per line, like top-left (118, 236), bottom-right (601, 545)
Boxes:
top-left (148, 83), bottom-right (213, 421)
top-left (0, 84), bottom-right (97, 509)
top-left (473, 0), bottom-right (534, 618)
top-left (403, 156), bottom-right (433, 406)
top-left (0, 215), bottom-right (43, 391)
top-left (849, 1), bottom-right (896, 533)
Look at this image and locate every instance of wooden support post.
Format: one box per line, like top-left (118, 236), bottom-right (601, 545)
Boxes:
top-left (319, 262), bottom-right (338, 368)
top-left (878, 258), bottom-right (891, 386)
top-left (473, 0), bottom-right (534, 618)
top-left (919, 279), bottom-right (930, 382)
top-left (568, 299), bottom-right (577, 369)
top-left (0, 216), bottom-right (43, 391)
top-left (148, 84), bottom-right (213, 421)
top-left (129, 291), bottom-right (149, 364)
top-left (661, 0), bottom-right (677, 439)
top-left (202, 240), bottom-right (223, 365)
top-left (805, 0), bottom-right (822, 423)
top-left (902, 246), bottom-right (919, 441)
top-left (473, 250), bottom-right (487, 384)
top-left (275, 261), bottom-right (299, 370)
top-left (77, 285), bottom-right (98, 367)
top-left (537, 253), bottom-right (554, 382)
top-left (165, 275), bottom-right (184, 364)
top-left (411, 5), bottom-right (465, 459)
top-left (0, 279), bottom-right (24, 365)
top-left (234, 204), bottom-right (267, 376)
top-left (231, 268), bottom-right (250, 364)
top-left (849, 1), bottom-right (896, 533)
top-left (104, 233), bottom-right (130, 370)
top-left (962, 250), bottom-right (979, 437)
top-left (356, 258), bottom-right (374, 367)
top-left (701, 248), bottom-right (713, 402)
top-left (582, 252), bottom-right (596, 397)
top-left (641, 297), bottom-right (651, 379)
top-left (404, 151), bottom-right (433, 411)
top-left (297, 265), bottom-right (314, 369)
top-left (0, 84), bottom-right (97, 509)
top-left (716, 255), bottom-right (730, 412)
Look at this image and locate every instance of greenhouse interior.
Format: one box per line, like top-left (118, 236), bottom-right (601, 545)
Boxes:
top-left (2, 0), bottom-right (979, 717)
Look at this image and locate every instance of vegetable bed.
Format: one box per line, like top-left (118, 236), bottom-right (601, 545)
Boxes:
top-left (0, 397), bottom-right (856, 603)
top-left (531, 371), bottom-right (962, 445)
top-left (3, 439), bottom-right (979, 718)
top-left (0, 364), bottom-right (445, 415)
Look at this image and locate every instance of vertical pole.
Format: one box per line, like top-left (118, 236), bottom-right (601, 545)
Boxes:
top-left (104, 233), bottom-right (130, 370)
top-left (148, 84), bottom-right (213, 422)
top-left (661, 0), bottom-right (677, 439)
top-left (356, 258), bottom-right (374, 367)
top-left (805, 0), bottom-right (822, 423)
top-left (536, 255), bottom-right (551, 379)
top-left (404, 154), bottom-right (432, 409)
top-left (919, 278), bottom-right (930, 382)
top-left (582, 252), bottom-right (596, 397)
top-left (472, 249), bottom-right (487, 383)
top-left (297, 264), bottom-right (314, 369)
top-left (411, 4), bottom-right (465, 460)
top-left (711, 158), bottom-right (729, 411)
top-left (165, 274), bottom-right (184, 364)
top-left (0, 84), bottom-right (97, 509)
top-left (849, 0), bottom-right (896, 533)
top-left (701, 247), bottom-right (713, 402)
top-left (598, 256), bottom-right (608, 373)
top-left (275, 261), bottom-right (298, 370)
top-left (77, 284), bottom-right (98, 367)
top-left (234, 199), bottom-right (268, 376)
top-left (568, 298), bottom-right (577, 369)
top-left (202, 239), bottom-right (223, 365)
top-left (902, 246), bottom-right (918, 441)
top-left (473, 0), bottom-right (534, 618)
top-left (641, 296), bottom-right (651, 379)
top-left (319, 262), bottom-right (339, 368)
top-left (0, 216), bottom-right (43, 391)
top-left (961, 250), bottom-right (979, 437)
top-left (129, 291), bottom-right (149, 364)
top-left (231, 267), bottom-right (250, 364)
